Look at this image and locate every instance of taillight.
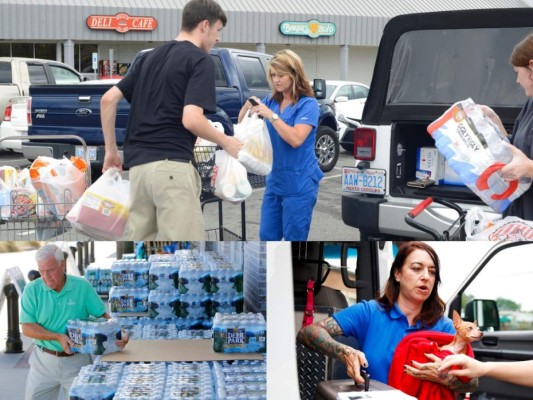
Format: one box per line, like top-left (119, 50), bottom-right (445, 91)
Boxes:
top-left (27, 98), bottom-right (32, 125)
top-left (354, 127), bottom-right (376, 160)
top-left (3, 105), bottom-right (12, 122)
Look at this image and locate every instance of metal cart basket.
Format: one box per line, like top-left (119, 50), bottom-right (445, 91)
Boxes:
top-left (194, 145), bottom-right (266, 240)
top-left (0, 135), bottom-right (93, 241)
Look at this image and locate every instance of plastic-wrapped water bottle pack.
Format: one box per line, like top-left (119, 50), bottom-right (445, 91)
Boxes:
top-left (69, 362), bottom-right (124, 400)
top-left (212, 360), bottom-right (267, 400)
top-left (67, 318), bottom-right (121, 355)
top-left (428, 98), bottom-right (532, 212)
top-left (148, 261), bottom-right (180, 292)
top-left (165, 362), bottom-right (214, 400)
top-left (109, 287), bottom-right (149, 314)
top-left (111, 260), bottom-right (150, 288)
top-left (212, 312), bottom-right (266, 353)
top-left (148, 290), bottom-right (180, 319)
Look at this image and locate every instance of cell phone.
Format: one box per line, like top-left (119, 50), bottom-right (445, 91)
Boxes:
top-left (248, 97), bottom-right (259, 106)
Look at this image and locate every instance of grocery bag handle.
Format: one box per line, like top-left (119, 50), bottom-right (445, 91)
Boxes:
top-left (475, 162), bottom-right (518, 201)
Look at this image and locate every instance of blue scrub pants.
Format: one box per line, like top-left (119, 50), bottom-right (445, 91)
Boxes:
top-left (259, 181), bottom-right (319, 241)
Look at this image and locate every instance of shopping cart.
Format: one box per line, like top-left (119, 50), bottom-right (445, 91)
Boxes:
top-left (0, 135), bottom-right (93, 240)
top-left (194, 145), bottom-right (266, 240)
top-left (404, 196), bottom-right (468, 240)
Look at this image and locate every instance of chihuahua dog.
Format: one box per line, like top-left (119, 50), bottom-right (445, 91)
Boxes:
top-left (440, 310), bottom-right (483, 355)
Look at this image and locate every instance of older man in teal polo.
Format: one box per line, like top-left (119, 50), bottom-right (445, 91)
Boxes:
top-left (20, 243), bottom-right (127, 400)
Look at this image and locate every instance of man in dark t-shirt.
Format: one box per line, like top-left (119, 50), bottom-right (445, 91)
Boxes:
top-left (101, 0), bottom-right (241, 240)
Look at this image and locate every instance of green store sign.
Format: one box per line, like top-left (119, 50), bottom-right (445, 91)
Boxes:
top-left (279, 20), bottom-right (336, 39)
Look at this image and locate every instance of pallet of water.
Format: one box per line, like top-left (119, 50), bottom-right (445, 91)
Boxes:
top-left (66, 318), bottom-right (122, 355)
top-left (212, 312), bottom-right (266, 353)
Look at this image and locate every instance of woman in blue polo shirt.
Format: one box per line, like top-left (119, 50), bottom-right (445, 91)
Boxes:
top-left (238, 49), bottom-right (323, 240)
top-left (297, 242), bottom-right (477, 394)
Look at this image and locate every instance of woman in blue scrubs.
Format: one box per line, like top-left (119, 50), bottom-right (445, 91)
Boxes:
top-left (238, 49), bottom-right (323, 240)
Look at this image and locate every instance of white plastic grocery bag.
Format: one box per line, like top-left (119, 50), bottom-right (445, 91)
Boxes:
top-left (234, 111), bottom-right (273, 176)
top-left (427, 98), bottom-right (531, 213)
top-left (67, 168), bottom-right (130, 240)
top-left (466, 216), bottom-right (533, 241)
top-left (29, 156), bottom-right (88, 217)
top-left (212, 150), bottom-right (252, 203)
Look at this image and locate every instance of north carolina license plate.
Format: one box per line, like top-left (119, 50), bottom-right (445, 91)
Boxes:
top-left (342, 167), bottom-right (386, 195)
top-left (75, 145), bottom-right (97, 161)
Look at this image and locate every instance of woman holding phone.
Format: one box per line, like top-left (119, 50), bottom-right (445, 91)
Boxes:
top-left (237, 49), bottom-right (322, 240)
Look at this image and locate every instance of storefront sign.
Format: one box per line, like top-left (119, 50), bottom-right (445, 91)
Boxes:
top-left (279, 20), bottom-right (336, 39)
top-left (86, 13), bottom-right (157, 33)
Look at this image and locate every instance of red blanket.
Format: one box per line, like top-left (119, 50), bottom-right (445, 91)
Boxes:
top-left (388, 331), bottom-right (474, 400)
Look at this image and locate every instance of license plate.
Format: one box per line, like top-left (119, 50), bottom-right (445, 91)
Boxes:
top-left (75, 145), bottom-right (97, 161)
top-left (342, 167), bottom-right (386, 195)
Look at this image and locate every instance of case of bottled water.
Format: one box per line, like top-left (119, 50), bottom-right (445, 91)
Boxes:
top-left (178, 263), bottom-right (211, 295)
top-left (109, 287), bottom-right (149, 314)
top-left (148, 261), bottom-right (180, 292)
top-left (212, 312), bottom-right (266, 353)
top-left (212, 360), bottom-right (266, 400)
top-left (66, 318), bottom-right (122, 355)
top-left (148, 290), bottom-right (180, 319)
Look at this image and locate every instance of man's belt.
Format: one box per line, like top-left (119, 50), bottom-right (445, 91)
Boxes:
top-left (37, 345), bottom-right (75, 357)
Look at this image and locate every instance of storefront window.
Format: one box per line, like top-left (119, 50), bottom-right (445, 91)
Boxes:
top-left (35, 43), bottom-right (56, 60)
top-left (0, 43), bottom-right (10, 57)
top-left (75, 44), bottom-right (97, 73)
top-left (12, 43), bottom-right (33, 58)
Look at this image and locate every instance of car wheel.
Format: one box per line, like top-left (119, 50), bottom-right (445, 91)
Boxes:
top-left (315, 126), bottom-right (339, 173)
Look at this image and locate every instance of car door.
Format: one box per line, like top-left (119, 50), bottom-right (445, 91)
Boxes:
top-left (447, 241), bottom-right (533, 400)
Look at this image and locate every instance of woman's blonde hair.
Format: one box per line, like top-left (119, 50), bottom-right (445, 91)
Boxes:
top-left (510, 33), bottom-right (533, 67)
top-left (267, 49), bottom-right (314, 104)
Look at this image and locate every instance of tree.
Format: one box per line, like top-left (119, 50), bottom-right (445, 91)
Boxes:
top-left (496, 297), bottom-right (521, 312)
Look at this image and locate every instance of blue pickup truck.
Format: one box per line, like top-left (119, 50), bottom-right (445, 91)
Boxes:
top-left (22, 47), bottom-right (339, 177)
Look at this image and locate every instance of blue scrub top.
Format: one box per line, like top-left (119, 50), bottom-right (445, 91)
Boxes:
top-left (262, 95), bottom-right (323, 196)
top-left (333, 299), bottom-right (455, 384)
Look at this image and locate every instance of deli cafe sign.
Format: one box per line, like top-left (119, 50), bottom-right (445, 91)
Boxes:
top-left (86, 13), bottom-right (157, 33)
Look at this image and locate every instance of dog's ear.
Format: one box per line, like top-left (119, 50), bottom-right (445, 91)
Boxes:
top-left (452, 310), bottom-right (462, 327)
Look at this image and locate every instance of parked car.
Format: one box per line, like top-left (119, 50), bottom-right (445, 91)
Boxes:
top-left (0, 96), bottom-right (30, 152)
top-left (0, 57), bottom-right (87, 152)
top-left (326, 80), bottom-right (368, 152)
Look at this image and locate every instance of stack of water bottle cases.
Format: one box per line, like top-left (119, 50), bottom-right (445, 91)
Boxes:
top-left (70, 245), bottom-right (266, 399)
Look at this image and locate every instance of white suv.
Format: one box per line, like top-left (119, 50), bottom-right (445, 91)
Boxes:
top-left (341, 8), bottom-right (531, 240)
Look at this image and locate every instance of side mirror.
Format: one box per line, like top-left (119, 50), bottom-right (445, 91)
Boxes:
top-left (313, 79), bottom-right (326, 100)
top-left (335, 96), bottom-right (349, 103)
top-left (464, 299), bottom-right (500, 332)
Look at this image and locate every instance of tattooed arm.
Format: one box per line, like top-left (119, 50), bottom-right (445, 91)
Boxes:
top-left (297, 317), bottom-right (368, 384)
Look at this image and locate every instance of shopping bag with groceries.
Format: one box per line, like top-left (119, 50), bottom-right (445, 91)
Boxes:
top-left (465, 207), bottom-right (533, 241)
top-left (234, 110), bottom-right (273, 176)
top-left (29, 156), bottom-right (88, 217)
top-left (427, 98), bottom-right (531, 213)
top-left (212, 150), bottom-right (252, 203)
top-left (67, 167), bottom-right (130, 240)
